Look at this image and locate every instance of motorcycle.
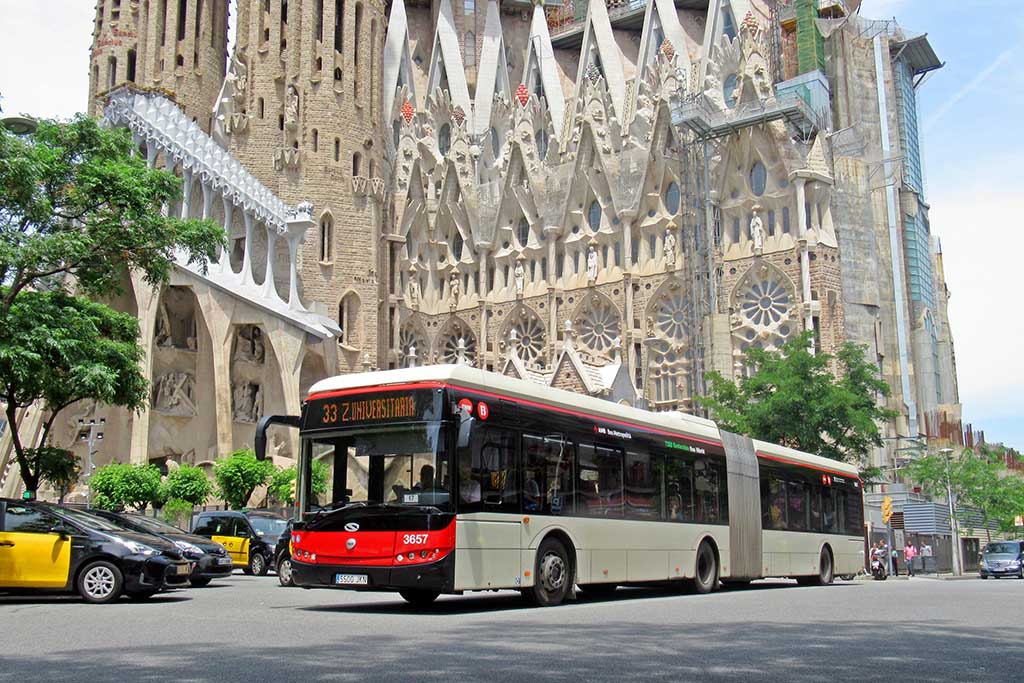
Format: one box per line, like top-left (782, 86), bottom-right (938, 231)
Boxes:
top-left (870, 553), bottom-right (888, 581)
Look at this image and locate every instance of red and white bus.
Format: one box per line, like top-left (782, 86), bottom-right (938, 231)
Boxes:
top-left (256, 365), bottom-right (864, 606)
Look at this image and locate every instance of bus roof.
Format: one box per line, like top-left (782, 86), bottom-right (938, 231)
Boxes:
top-left (307, 365), bottom-right (859, 479)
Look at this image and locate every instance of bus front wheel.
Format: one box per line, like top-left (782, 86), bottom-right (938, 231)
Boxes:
top-left (693, 541), bottom-right (718, 594)
top-left (399, 589), bottom-right (440, 606)
top-left (528, 537), bottom-right (573, 607)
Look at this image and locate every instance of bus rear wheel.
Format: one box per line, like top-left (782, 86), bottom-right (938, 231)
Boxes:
top-left (692, 541), bottom-right (718, 594)
top-left (528, 537), bottom-right (573, 607)
top-left (399, 589), bottom-right (440, 606)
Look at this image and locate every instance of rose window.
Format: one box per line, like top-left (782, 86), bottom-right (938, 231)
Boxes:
top-left (508, 310), bottom-right (546, 363)
top-left (652, 290), bottom-right (692, 343)
top-left (732, 266), bottom-right (797, 366)
top-left (399, 325), bottom-right (428, 366)
top-left (440, 324), bottom-right (477, 365)
top-left (575, 298), bottom-right (621, 355)
top-left (739, 276), bottom-right (792, 329)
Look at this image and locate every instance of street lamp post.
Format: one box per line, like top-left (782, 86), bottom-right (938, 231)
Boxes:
top-left (79, 418), bottom-right (105, 505)
top-left (939, 447), bottom-right (962, 576)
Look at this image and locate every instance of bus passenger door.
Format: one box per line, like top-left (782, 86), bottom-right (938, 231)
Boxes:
top-left (0, 504), bottom-right (72, 589)
top-left (454, 426), bottom-right (521, 590)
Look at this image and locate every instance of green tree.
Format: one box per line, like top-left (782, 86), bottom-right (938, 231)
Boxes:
top-left (698, 332), bottom-right (897, 467)
top-left (213, 449), bottom-right (275, 510)
top-left (29, 446), bottom-right (81, 504)
top-left (908, 446), bottom-right (1024, 541)
top-left (163, 464), bottom-right (213, 507)
top-left (90, 463), bottom-right (163, 511)
top-left (267, 461), bottom-right (328, 507)
top-left (0, 116), bottom-right (223, 497)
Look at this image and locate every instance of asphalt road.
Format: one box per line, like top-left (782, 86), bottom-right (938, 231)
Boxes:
top-left (2, 573), bottom-right (1021, 682)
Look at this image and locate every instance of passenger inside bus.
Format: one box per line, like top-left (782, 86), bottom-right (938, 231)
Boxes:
top-left (415, 464), bottom-right (434, 491)
top-left (458, 455), bottom-right (481, 503)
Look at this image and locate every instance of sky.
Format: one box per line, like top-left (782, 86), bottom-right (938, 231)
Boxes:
top-left (0, 0), bottom-right (1021, 448)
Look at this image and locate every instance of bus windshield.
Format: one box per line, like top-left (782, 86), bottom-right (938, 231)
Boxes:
top-left (309, 424), bottom-right (451, 512)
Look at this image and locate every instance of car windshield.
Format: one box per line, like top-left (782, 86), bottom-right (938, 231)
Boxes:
top-left (125, 515), bottom-right (186, 535)
top-left (310, 424), bottom-right (451, 512)
top-left (249, 517), bottom-right (288, 537)
top-left (56, 507), bottom-right (130, 532)
top-left (984, 542), bottom-right (1020, 555)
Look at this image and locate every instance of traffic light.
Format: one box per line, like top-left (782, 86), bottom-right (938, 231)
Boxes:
top-left (882, 496), bottom-right (893, 525)
top-left (289, 477), bottom-right (297, 501)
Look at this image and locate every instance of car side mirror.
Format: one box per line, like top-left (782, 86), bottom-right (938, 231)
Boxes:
top-left (50, 523), bottom-right (73, 540)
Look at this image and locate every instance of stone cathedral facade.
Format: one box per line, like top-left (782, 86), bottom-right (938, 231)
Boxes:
top-left (0, 0), bottom-right (961, 498)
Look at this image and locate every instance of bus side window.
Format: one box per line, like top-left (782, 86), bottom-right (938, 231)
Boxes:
top-left (822, 488), bottom-right (838, 533)
top-left (459, 426), bottom-right (517, 511)
top-left (664, 454), bottom-right (694, 522)
top-left (624, 448), bottom-right (658, 520)
top-left (523, 433), bottom-right (574, 516)
top-left (577, 443), bottom-right (623, 518)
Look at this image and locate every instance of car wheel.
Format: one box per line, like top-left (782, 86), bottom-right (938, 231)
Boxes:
top-left (693, 540), bottom-right (718, 594)
top-left (399, 589), bottom-right (440, 606)
top-left (277, 557), bottom-right (295, 587)
top-left (527, 537), bottom-right (573, 607)
top-left (190, 577), bottom-right (212, 587)
top-left (126, 589), bottom-right (158, 600)
top-left (77, 561), bottom-right (124, 604)
top-left (249, 552), bottom-right (269, 577)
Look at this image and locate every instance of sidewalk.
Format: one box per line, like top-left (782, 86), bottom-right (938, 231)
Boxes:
top-left (852, 572), bottom-right (977, 582)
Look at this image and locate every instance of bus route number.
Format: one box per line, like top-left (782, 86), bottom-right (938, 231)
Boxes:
top-left (402, 534), bottom-right (428, 545)
top-left (321, 403), bottom-right (338, 424)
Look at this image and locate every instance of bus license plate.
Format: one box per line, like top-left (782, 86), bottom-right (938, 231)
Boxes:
top-left (335, 574), bottom-right (368, 585)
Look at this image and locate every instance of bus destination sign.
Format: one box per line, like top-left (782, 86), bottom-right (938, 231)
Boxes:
top-left (304, 389), bottom-right (438, 431)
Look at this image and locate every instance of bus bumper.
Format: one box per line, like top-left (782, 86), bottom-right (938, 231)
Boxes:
top-left (291, 553), bottom-right (455, 593)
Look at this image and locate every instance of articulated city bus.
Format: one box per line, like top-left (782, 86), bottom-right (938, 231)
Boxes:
top-left (256, 365), bottom-right (864, 606)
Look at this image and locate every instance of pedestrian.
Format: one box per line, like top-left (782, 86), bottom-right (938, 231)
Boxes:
top-left (904, 540), bottom-right (918, 577)
top-left (891, 546), bottom-right (899, 576)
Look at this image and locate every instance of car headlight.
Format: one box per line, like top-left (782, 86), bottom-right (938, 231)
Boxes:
top-left (121, 540), bottom-right (158, 556)
top-left (174, 541), bottom-right (204, 556)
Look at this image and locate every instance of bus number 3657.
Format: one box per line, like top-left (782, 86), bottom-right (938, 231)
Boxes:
top-left (402, 534), bottom-right (428, 545)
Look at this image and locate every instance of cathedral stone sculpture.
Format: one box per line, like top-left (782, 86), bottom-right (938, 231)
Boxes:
top-left (665, 229), bottom-right (677, 268)
top-left (152, 370), bottom-right (198, 417)
top-left (587, 245), bottom-right (599, 282)
top-left (232, 381), bottom-right (262, 423)
top-left (514, 259), bottom-right (525, 296)
top-left (751, 208), bottom-right (765, 256)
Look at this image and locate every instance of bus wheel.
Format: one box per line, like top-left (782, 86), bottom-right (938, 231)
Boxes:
top-left (529, 537), bottom-right (573, 607)
top-left (399, 589), bottom-right (440, 606)
top-left (814, 547), bottom-right (834, 585)
top-left (693, 541), bottom-right (718, 595)
top-left (78, 561), bottom-right (124, 604)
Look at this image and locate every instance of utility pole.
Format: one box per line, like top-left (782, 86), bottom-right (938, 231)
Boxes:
top-left (939, 447), bottom-right (962, 576)
top-left (79, 418), bottom-right (105, 506)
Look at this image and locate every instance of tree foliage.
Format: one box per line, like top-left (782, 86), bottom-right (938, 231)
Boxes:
top-left (698, 332), bottom-right (897, 466)
top-left (163, 464), bottom-right (213, 507)
top-left (213, 449), bottom-right (275, 510)
top-left (267, 461), bottom-right (328, 507)
top-left (90, 463), bottom-right (163, 511)
top-left (30, 446), bottom-right (81, 504)
top-left (0, 116), bottom-right (224, 497)
top-left (907, 445), bottom-right (1024, 539)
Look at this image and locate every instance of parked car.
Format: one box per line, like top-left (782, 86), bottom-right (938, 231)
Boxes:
top-left (979, 540), bottom-right (1024, 579)
top-left (275, 519), bottom-right (295, 587)
top-left (191, 510), bottom-right (288, 576)
top-left (0, 498), bottom-right (190, 603)
top-left (89, 510), bottom-right (234, 587)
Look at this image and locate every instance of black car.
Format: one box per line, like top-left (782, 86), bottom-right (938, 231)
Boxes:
top-left (980, 541), bottom-right (1024, 579)
top-left (275, 519), bottom-right (295, 587)
top-left (90, 510), bottom-right (235, 587)
top-left (191, 510), bottom-right (288, 576)
top-left (0, 498), bottom-right (191, 603)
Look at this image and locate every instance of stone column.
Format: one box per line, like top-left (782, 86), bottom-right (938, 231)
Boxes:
top-left (180, 168), bottom-right (193, 220)
top-left (241, 212), bottom-right (255, 286)
top-left (128, 278), bottom-right (160, 464)
top-left (200, 293), bottom-right (235, 458)
top-left (283, 212), bottom-right (313, 310)
top-left (218, 197), bottom-right (234, 276)
top-left (794, 175), bottom-right (814, 338)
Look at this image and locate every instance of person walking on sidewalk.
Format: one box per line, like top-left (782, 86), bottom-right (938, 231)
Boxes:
top-left (891, 546), bottom-right (899, 576)
top-left (904, 540), bottom-right (918, 577)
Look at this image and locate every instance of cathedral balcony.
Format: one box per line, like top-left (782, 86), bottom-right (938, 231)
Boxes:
top-left (549, 0), bottom-right (708, 49)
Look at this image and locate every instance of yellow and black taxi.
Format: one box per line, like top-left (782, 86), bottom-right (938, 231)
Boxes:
top-left (0, 498), bottom-right (191, 603)
top-left (191, 510), bottom-right (288, 576)
top-left (89, 509), bottom-right (234, 587)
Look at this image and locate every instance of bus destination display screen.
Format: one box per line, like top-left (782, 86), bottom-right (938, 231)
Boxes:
top-left (303, 389), bottom-right (442, 432)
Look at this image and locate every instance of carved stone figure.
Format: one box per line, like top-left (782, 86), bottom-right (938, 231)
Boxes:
top-left (233, 325), bottom-right (265, 364)
top-left (154, 303), bottom-right (173, 347)
top-left (587, 245), bottom-right (599, 282)
top-left (449, 272), bottom-right (460, 301)
top-left (285, 86), bottom-right (299, 130)
top-left (514, 259), bottom-right (525, 296)
top-left (232, 381), bottom-right (262, 423)
top-left (664, 229), bottom-right (677, 268)
top-left (408, 269), bottom-right (420, 308)
top-left (751, 209), bottom-right (765, 255)
top-left (229, 51), bottom-right (248, 105)
top-left (152, 370), bottom-right (197, 416)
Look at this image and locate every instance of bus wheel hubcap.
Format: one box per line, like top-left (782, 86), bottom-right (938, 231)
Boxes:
top-left (540, 553), bottom-right (566, 593)
top-left (84, 567), bottom-right (115, 597)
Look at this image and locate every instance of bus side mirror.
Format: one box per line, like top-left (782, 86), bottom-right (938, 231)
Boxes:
top-left (457, 411), bottom-right (475, 449)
